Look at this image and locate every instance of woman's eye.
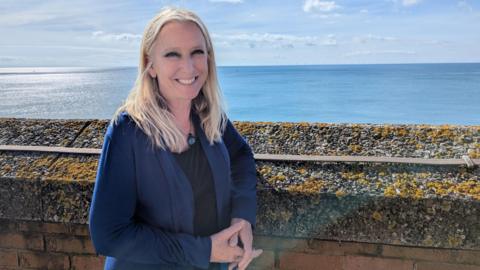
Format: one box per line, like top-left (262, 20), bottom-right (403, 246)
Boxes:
top-left (192, 49), bottom-right (205, 55)
top-left (165, 52), bottom-right (180, 58)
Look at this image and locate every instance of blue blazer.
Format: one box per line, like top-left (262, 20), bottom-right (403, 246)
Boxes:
top-left (88, 112), bottom-right (257, 270)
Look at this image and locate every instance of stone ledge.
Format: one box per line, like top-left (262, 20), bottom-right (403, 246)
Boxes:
top-left (0, 118), bottom-right (479, 251)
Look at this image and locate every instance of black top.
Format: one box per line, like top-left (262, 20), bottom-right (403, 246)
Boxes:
top-left (173, 134), bottom-right (220, 270)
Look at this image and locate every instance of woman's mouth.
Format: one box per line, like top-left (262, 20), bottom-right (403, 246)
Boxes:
top-left (175, 76), bottom-right (198, 85)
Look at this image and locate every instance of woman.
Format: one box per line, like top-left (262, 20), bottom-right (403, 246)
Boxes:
top-left (89, 6), bottom-right (262, 270)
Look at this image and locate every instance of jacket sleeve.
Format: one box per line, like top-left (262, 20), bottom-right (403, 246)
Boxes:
top-left (88, 120), bottom-right (211, 269)
top-left (222, 119), bottom-right (258, 228)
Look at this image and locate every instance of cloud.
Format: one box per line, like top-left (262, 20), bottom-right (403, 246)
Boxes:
top-left (402, 0), bottom-right (422, 7)
top-left (0, 56), bottom-right (23, 63)
top-left (303, 0), bottom-right (340, 13)
top-left (212, 33), bottom-right (338, 49)
top-left (457, 1), bottom-right (473, 12)
top-left (91, 31), bottom-right (142, 43)
top-left (344, 50), bottom-right (416, 57)
top-left (0, 44), bottom-right (136, 53)
top-left (352, 34), bottom-right (398, 44)
top-left (209, 0), bottom-right (243, 3)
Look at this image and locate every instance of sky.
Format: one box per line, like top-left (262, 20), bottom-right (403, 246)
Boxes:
top-left (0, 0), bottom-right (479, 67)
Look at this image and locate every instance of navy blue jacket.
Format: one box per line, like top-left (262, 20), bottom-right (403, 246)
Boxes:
top-left (88, 112), bottom-right (257, 270)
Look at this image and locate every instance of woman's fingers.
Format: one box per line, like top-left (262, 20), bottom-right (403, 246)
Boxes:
top-left (228, 261), bottom-right (238, 270)
top-left (221, 221), bottom-right (245, 241)
top-left (229, 232), bottom-right (238, 247)
top-left (210, 222), bottom-right (246, 263)
top-left (237, 226), bottom-right (253, 269)
top-left (238, 248), bottom-right (263, 270)
top-left (252, 248), bottom-right (263, 258)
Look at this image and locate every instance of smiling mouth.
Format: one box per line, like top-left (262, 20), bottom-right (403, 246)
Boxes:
top-left (175, 76), bottom-right (198, 85)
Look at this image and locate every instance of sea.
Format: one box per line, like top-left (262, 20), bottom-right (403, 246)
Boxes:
top-left (0, 63), bottom-right (479, 125)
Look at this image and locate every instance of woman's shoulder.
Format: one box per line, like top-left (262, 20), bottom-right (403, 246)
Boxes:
top-left (106, 111), bottom-right (138, 139)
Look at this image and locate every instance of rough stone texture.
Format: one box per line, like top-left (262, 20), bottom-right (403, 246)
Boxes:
top-left (0, 118), bottom-right (87, 147)
top-left (234, 122), bottom-right (480, 159)
top-left (41, 180), bottom-right (94, 223)
top-left (45, 154), bottom-right (98, 182)
top-left (0, 118), bottom-right (479, 251)
top-left (257, 189), bottom-right (480, 249)
top-left (70, 120), bottom-right (109, 149)
top-left (0, 177), bottom-right (42, 221)
top-left (0, 152), bottom-right (56, 179)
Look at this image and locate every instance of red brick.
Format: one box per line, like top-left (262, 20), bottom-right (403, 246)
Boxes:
top-left (416, 262), bottom-right (480, 270)
top-left (19, 251), bottom-right (69, 270)
top-left (382, 244), bottom-right (480, 265)
top-left (343, 255), bottom-right (413, 270)
top-left (0, 232), bottom-right (43, 250)
top-left (71, 255), bottom-right (105, 270)
top-left (250, 250), bottom-right (275, 269)
top-left (279, 252), bottom-right (342, 270)
top-left (307, 239), bottom-right (379, 256)
top-left (45, 235), bottom-right (96, 254)
top-left (18, 221), bottom-right (69, 234)
top-left (69, 224), bottom-right (90, 237)
top-left (454, 249), bottom-right (480, 266)
top-left (0, 249), bottom-right (17, 267)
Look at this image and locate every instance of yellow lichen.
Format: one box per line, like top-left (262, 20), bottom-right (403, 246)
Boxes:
top-left (335, 189), bottom-right (346, 198)
top-left (372, 211), bottom-right (382, 221)
top-left (349, 144), bottom-right (362, 153)
top-left (383, 174), bottom-right (424, 199)
top-left (297, 168), bottom-right (307, 175)
top-left (426, 180), bottom-right (480, 200)
top-left (45, 157), bottom-right (98, 181)
top-left (447, 234), bottom-right (464, 248)
top-left (287, 179), bottom-right (325, 194)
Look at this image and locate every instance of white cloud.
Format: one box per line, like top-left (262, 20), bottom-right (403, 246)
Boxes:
top-left (209, 0), bottom-right (243, 3)
top-left (212, 32), bottom-right (338, 49)
top-left (344, 50), bottom-right (416, 57)
top-left (92, 31), bottom-right (142, 43)
top-left (0, 56), bottom-right (23, 63)
top-left (303, 0), bottom-right (340, 13)
top-left (352, 34), bottom-right (398, 44)
top-left (402, 0), bottom-right (421, 7)
top-left (311, 13), bottom-right (342, 19)
top-left (458, 1), bottom-right (473, 12)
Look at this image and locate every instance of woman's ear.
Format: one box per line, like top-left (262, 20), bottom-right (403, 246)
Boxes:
top-left (147, 63), bottom-right (156, 78)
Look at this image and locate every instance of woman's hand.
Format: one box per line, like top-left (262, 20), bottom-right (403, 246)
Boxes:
top-left (228, 218), bottom-right (263, 270)
top-left (210, 221), bottom-right (246, 263)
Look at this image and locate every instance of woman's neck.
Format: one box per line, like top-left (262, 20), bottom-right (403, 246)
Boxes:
top-left (169, 101), bottom-right (193, 134)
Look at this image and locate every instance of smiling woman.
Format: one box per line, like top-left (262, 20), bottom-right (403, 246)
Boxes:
top-left (88, 6), bottom-right (262, 270)
top-left (147, 21), bottom-right (209, 115)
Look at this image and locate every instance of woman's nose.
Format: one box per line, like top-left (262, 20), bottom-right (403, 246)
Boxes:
top-left (180, 57), bottom-right (195, 73)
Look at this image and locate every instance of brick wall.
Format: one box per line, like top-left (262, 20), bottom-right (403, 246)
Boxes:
top-left (1, 219), bottom-right (479, 270)
top-left (0, 219), bottom-right (102, 270)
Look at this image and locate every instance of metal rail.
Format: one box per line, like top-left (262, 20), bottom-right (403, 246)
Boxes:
top-left (0, 144), bottom-right (478, 168)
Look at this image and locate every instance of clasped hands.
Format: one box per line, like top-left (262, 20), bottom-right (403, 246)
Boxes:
top-left (210, 218), bottom-right (263, 270)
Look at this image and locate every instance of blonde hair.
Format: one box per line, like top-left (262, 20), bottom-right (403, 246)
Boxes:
top-left (113, 6), bottom-right (227, 152)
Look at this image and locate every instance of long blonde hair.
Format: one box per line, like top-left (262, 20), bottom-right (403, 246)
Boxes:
top-left (113, 7), bottom-right (227, 152)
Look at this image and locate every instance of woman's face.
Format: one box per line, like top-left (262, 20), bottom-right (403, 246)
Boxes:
top-left (148, 21), bottom-right (208, 107)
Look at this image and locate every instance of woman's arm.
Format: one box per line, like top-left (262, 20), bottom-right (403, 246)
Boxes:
top-left (88, 120), bottom-right (211, 268)
top-left (222, 120), bottom-right (258, 228)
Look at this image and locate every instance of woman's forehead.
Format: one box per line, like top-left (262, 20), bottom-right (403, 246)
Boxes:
top-left (155, 21), bottom-right (206, 50)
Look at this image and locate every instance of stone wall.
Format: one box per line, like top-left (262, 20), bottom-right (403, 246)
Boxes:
top-left (0, 117), bottom-right (479, 269)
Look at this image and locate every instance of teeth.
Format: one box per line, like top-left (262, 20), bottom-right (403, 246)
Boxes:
top-left (177, 77), bottom-right (196, 85)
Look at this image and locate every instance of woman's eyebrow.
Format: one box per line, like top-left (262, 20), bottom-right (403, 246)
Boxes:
top-left (162, 45), bottom-right (205, 52)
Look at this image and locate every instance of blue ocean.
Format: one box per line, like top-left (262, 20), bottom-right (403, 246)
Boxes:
top-left (0, 63), bottom-right (479, 125)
